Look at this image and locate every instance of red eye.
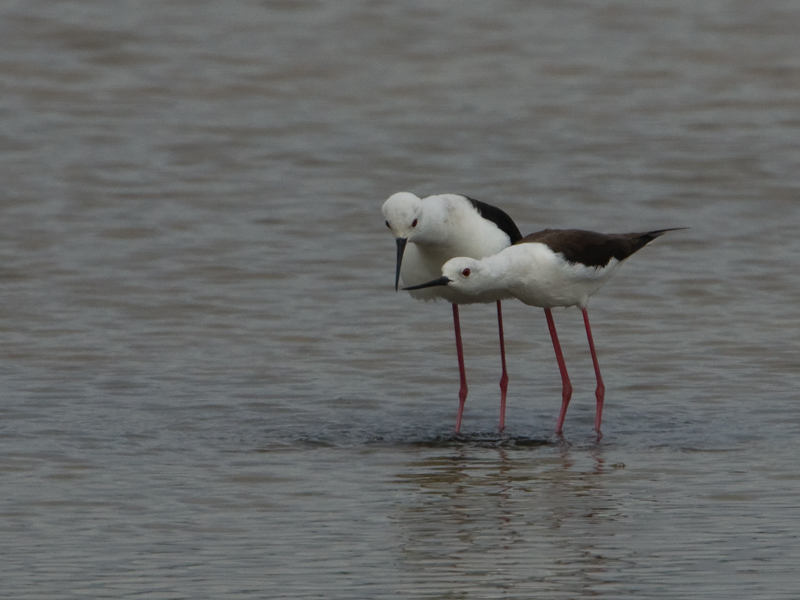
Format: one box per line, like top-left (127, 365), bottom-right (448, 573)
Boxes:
top-left (411, 218), bottom-right (418, 227)
top-left (461, 268), bottom-right (471, 277)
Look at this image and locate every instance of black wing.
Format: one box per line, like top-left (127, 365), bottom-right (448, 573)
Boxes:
top-left (465, 197), bottom-right (523, 244)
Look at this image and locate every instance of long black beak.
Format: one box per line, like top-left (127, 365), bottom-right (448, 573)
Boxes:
top-left (394, 237), bottom-right (407, 291)
top-left (403, 276), bottom-right (452, 291)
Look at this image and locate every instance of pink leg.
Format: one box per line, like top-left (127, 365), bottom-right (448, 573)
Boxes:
top-left (497, 301), bottom-right (509, 432)
top-left (452, 303), bottom-right (468, 433)
top-left (582, 307), bottom-right (605, 435)
top-left (544, 308), bottom-right (572, 433)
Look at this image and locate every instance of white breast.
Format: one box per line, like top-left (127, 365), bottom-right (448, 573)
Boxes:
top-left (492, 243), bottom-right (622, 308)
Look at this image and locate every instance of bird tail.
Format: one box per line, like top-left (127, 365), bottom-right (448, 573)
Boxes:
top-left (635, 227), bottom-right (687, 251)
top-left (643, 227), bottom-right (687, 240)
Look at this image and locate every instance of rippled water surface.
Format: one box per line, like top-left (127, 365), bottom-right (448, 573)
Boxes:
top-left (2, 1), bottom-right (800, 598)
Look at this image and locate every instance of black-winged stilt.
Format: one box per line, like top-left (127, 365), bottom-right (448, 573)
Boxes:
top-left (382, 192), bottom-right (522, 433)
top-left (405, 227), bottom-right (683, 436)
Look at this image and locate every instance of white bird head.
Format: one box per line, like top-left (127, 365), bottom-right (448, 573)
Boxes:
top-left (382, 192), bottom-right (423, 240)
top-left (404, 256), bottom-right (503, 303)
top-left (382, 192), bottom-right (425, 290)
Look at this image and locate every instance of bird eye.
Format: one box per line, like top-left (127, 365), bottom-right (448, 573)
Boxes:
top-left (385, 220), bottom-right (390, 228)
top-left (411, 218), bottom-right (418, 227)
top-left (461, 268), bottom-right (471, 277)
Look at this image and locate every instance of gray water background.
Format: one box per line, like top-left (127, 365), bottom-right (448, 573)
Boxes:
top-left (2, 0), bottom-right (800, 598)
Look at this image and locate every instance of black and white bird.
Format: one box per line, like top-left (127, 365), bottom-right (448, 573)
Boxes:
top-left (405, 227), bottom-right (683, 436)
top-left (382, 192), bottom-right (522, 432)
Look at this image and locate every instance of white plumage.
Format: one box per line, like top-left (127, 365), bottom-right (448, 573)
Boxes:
top-left (436, 246), bottom-right (623, 309)
top-left (383, 192), bottom-right (516, 304)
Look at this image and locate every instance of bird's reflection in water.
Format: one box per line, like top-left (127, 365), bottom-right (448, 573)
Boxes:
top-left (391, 435), bottom-right (628, 596)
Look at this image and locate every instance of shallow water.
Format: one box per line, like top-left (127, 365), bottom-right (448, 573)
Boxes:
top-left (2, 0), bottom-right (800, 598)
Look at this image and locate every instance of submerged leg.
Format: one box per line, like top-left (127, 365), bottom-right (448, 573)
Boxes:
top-left (452, 303), bottom-right (468, 433)
top-left (497, 301), bottom-right (509, 432)
top-left (544, 308), bottom-right (572, 433)
top-left (582, 307), bottom-right (605, 435)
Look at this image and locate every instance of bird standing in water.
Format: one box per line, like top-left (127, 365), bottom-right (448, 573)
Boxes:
top-left (405, 227), bottom-right (683, 436)
top-left (383, 192), bottom-right (522, 432)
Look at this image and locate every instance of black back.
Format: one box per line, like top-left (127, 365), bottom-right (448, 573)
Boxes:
top-left (465, 197), bottom-right (523, 243)
top-left (517, 228), bottom-right (682, 268)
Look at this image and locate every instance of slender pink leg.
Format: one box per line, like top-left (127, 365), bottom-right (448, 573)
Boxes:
top-left (497, 301), bottom-right (509, 432)
top-left (452, 303), bottom-right (468, 433)
top-left (544, 308), bottom-right (572, 433)
top-left (581, 307), bottom-right (605, 434)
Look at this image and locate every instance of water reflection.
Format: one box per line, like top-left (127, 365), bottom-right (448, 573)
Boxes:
top-left (392, 440), bottom-right (628, 596)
